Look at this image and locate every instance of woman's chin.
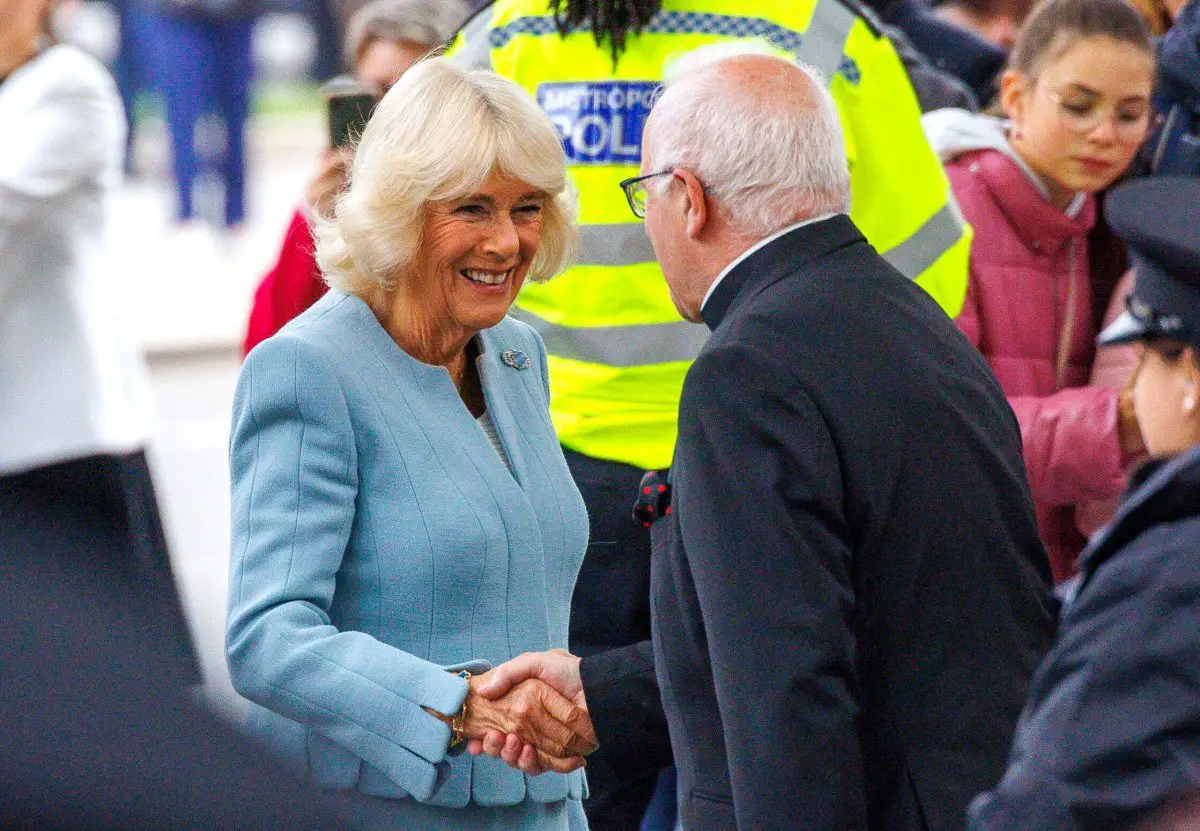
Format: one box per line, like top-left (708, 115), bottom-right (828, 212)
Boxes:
top-left (460, 304), bottom-right (515, 334)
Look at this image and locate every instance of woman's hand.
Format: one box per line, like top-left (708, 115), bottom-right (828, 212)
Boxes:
top-left (305, 148), bottom-right (353, 216)
top-left (462, 672), bottom-right (596, 773)
top-left (464, 650), bottom-right (598, 776)
top-left (426, 668), bottom-right (596, 774)
top-left (1119, 364), bottom-right (1146, 457)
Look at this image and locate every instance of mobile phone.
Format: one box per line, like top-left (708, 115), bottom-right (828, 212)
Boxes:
top-left (320, 76), bottom-right (379, 149)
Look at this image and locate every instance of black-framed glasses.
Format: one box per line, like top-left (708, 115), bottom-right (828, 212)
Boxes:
top-left (619, 169), bottom-right (674, 219)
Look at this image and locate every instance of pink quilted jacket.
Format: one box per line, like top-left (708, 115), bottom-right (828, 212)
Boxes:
top-left (925, 111), bottom-right (1127, 581)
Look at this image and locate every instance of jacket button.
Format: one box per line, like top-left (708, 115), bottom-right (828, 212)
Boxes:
top-left (969, 162), bottom-right (980, 174)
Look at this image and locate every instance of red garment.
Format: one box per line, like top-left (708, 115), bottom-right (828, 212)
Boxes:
top-left (947, 148), bottom-right (1126, 581)
top-left (243, 206), bottom-right (327, 356)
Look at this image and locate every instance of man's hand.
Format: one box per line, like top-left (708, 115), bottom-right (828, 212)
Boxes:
top-left (466, 650), bottom-right (597, 775)
top-left (459, 668), bottom-right (596, 775)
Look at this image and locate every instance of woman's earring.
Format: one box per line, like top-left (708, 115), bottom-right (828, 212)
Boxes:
top-left (1185, 393), bottom-right (1197, 413)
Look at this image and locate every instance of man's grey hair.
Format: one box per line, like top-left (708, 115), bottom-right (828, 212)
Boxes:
top-left (343, 0), bottom-right (469, 65)
top-left (649, 43), bottom-right (851, 237)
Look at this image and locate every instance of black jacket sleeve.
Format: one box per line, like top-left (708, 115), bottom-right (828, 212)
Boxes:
top-left (579, 640), bottom-right (672, 786)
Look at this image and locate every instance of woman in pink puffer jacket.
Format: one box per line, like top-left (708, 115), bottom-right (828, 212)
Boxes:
top-left (923, 0), bottom-right (1155, 580)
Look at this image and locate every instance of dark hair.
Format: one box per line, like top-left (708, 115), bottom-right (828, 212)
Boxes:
top-left (1145, 336), bottom-right (1200, 368)
top-left (548, 0), bottom-right (662, 62)
top-left (936, 0), bottom-right (1034, 21)
top-left (1008, 0), bottom-right (1152, 79)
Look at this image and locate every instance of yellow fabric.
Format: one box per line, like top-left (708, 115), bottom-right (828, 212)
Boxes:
top-left (450, 0), bottom-right (969, 469)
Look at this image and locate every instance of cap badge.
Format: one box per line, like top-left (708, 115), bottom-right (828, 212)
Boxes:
top-left (502, 349), bottom-right (530, 370)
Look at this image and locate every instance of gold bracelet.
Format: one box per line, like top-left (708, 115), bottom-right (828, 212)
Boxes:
top-left (449, 670), bottom-right (471, 747)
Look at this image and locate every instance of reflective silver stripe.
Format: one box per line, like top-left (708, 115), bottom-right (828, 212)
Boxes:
top-left (880, 197), bottom-right (967, 280)
top-left (794, 0), bottom-right (858, 80)
top-left (452, 10), bottom-right (493, 70)
top-left (577, 223), bottom-right (657, 266)
top-left (510, 308), bottom-right (709, 367)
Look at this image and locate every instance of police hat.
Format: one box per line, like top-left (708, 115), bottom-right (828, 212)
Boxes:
top-left (1098, 177), bottom-right (1200, 347)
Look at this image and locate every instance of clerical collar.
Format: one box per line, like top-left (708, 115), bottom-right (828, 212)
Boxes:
top-left (700, 213), bottom-right (839, 314)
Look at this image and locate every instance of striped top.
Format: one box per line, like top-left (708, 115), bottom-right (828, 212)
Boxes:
top-left (477, 408), bottom-right (513, 473)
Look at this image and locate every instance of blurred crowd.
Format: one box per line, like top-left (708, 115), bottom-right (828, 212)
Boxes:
top-left (4, 0), bottom-right (1200, 829)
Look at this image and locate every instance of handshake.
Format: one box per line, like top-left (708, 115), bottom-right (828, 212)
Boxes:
top-left (446, 649), bottom-right (598, 775)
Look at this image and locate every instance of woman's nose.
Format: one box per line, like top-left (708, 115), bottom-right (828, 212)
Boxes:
top-left (1088, 116), bottom-right (1119, 145)
top-left (483, 212), bottom-right (521, 260)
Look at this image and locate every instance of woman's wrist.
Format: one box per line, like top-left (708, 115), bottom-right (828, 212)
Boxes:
top-left (422, 669), bottom-right (473, 747)
top-left (448, 671), bottom-right (471, 746)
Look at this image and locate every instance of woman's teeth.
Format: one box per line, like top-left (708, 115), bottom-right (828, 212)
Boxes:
top-left (462, 269), bottom-right (509, 285)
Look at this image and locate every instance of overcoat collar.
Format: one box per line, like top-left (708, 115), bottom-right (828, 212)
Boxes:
top-left (700, 214), bottom-right (865, 331)
top-left (1077, 445), bottom-right (1200, 582)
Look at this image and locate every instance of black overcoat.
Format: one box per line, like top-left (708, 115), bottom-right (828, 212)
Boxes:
top-left (651, 215), bottom-right (1056, 831)
top-left (970, 445), bottom-right (1200, 830)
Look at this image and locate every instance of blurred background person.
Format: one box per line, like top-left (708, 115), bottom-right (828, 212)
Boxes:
top-left (452, 1), bottom-right (972, 827)
top-left (0, 0), bottom-right (198, 682)
top-left (968, 176), bottom-right (1200, 831)
top-left (923, 0), bottom-right (1155, 582)
top-left (100, 0), bottom-right (153, 172)
top-left (304, 0), bottom-right (343, 80)
top-left (867, 0), bottom-right (1008, 107)
top-left (0, 553), bottom-right (359, 831)
top-left (140, 0), bottom-right (257, 230)
top-left (1129, 0), bottom-right (1192, 36)
top-left (1136, 791), bottom-right (1200, 831)
top-left (1145, 0), bottom-right (1200, 175)
top-left (936, 0), bottom-right (1035, 50)
top-left (243, 0), bottom-right (466, 355)
top-left (227, 57), bottom-right (597, 830)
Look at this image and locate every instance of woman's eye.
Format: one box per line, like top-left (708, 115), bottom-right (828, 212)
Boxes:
top-left (515, 204), bottom-right (543, 218)
top-left (1118, 109), bottom-right (1147, 124)
top-left (455, 204), bottom-right (488, 217)
top-left (1061, 101), bottom-right (1093, 116)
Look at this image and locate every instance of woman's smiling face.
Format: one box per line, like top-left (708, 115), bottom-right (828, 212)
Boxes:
top-left (401, 170), bottom-right (546, 343)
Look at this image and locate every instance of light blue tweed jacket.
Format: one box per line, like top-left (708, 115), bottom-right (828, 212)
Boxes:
top-left (226, 290), bottom-right (589, 811)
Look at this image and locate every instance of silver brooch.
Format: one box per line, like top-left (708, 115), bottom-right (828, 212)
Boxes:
top-left (502, 349), bottom-right (530, 370)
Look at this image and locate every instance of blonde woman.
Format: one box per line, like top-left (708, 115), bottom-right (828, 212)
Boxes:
top-left (226, 57), bottom-right (596, 830)
top-left (243, 0), bottom-right (470, 354)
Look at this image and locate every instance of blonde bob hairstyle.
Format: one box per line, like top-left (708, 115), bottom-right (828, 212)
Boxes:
top-left (315, 57), bottom-right (577, 297)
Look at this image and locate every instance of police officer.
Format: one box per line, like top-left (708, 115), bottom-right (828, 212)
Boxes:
top-left (451, 2), bottom-right (970, 826)
top-left (969, 177), bottom-right (1200, 831)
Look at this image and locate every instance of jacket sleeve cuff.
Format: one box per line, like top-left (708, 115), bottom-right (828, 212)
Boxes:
top-left (418, 668), bottom-right (472, 727)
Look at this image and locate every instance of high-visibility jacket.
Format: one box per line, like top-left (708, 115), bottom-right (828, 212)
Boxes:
top-left (451, 0), bottom-right (971, 470)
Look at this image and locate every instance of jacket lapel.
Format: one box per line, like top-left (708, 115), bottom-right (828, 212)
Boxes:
top-left (475, 332), bottom-right (528, 489)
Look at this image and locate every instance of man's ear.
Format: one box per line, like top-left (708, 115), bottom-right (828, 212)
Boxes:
top-left (676, 168), bottom-right (708, 241)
